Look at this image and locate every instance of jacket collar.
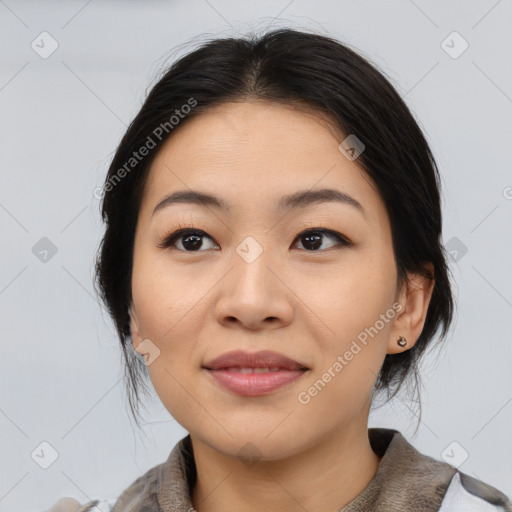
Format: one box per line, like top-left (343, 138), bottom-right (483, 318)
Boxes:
top-left (114, 428), bottom-right (457, 512)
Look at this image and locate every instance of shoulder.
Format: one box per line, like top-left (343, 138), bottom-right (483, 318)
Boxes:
top-left (439, 471), bottom-right (512, 512)
top-left (111, 458), bottom-right (172, 511)
top-left (34, 465), bottom-right (162, 512)
top-left (367, 428), bottom-right (511, 512)
top-left (35, 466), bottom-right (163, 512)
top-left (35, 497), bottom-right (118, 512)
top-left (39, 438), bottom-right (190, 512)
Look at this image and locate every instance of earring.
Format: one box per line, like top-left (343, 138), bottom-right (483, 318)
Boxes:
top-left (397, 336), bottom-right (407, 347)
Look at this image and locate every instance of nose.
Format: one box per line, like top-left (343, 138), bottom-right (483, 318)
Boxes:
top-left (214, 240), bottom-right (295, 331)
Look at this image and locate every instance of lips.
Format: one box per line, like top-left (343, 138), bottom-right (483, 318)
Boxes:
top-left (202, 350), bottom-right (309, 396)
top-left (202, 350), bottom-right (309, 371)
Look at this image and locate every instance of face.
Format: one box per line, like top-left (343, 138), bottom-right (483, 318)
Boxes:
top-left (129, 100), bottom-right (429, 460)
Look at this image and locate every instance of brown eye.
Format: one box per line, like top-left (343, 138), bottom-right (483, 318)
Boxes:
top-left (157, 229), bottom-right (218, 251)
top-left (293, 229), bottom-right (351, 251)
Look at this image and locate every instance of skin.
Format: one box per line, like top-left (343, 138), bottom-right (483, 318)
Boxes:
top-left (129, 100), bottom-right (435, 512)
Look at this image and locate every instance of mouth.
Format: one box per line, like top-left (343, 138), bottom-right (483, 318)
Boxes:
top-left (202, 350), bottom-right (310, 396)
top-left (208, 366), bottom-right (294, 373)
top-left (203, 349), bottom-right (309, 372)
top-left (203, 366), bottom-right (308, 396)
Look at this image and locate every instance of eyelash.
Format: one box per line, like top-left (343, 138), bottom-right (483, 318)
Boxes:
top-left (157, 224), bottom-right (352, 252)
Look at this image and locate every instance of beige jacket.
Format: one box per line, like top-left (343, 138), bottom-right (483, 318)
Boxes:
top-left (44, 428), bottom-right (512, 512)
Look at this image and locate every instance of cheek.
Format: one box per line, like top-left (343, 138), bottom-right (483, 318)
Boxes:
top-left (130, 249), bottom-right (211, 384)
top-left (301, 250), bottom-right (395, 332)
top-left (131, 245), bottom-right (200, 335)
top-left (296, 251), bottom-right (396, 396)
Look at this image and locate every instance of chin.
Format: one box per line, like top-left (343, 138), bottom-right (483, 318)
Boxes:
top-left (190, 422), bottom-right (314, 463)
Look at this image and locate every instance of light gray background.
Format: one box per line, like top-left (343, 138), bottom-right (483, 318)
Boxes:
top-left (1, 1), bottom-right (511, 511)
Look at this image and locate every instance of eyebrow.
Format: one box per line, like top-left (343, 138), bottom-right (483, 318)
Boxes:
top-left (152, 188), bottom-right (366, 218)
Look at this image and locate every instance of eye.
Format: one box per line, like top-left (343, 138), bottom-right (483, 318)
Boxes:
top-left (157, 227), bottom-right (351, 252)
top-left (157, 228), bottom-right (219, 252)
top-left (293, 228), bottom-right (351, 251)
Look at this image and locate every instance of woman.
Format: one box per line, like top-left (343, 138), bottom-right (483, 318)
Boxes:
top-left (47, 28), bottom-right (511, 512)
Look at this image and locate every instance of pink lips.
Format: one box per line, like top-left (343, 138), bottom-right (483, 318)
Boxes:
top-left (202, 350), bottom-right (309, 396)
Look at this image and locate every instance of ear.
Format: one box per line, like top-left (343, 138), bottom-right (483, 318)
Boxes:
top-left (129, 304), bottom-right (143, 354)
top-left (387, 263), bottom-right (435, 354)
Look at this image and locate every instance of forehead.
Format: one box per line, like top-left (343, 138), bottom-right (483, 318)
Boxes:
top-left (139, 100), bottom-right (385, 223)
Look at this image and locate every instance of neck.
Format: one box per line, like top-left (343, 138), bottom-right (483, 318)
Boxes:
top-left (190, 422), bottom-right (381, 512)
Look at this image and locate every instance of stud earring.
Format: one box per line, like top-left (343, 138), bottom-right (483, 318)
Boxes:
top-left (397, 336), bottom-right (407, 347)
